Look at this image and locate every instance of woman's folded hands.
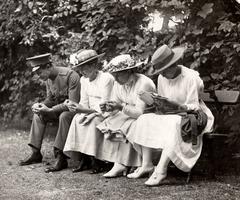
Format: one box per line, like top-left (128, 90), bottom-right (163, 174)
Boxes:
top-left (100, 101), bottom-right (123, 112)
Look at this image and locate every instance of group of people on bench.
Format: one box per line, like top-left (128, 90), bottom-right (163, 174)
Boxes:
top-left (19, 44), bottom-right (214, 186)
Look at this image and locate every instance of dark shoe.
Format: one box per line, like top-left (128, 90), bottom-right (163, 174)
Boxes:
top-left (72, 155), bottom-right (92, 173)
top-left (19, 152), bottom-right (42, 166)
top-left (90, 167), bottom-right (105, 174)
top-left (72, 161), bottom-right (91, 173)
top-left (90, 159), bottom-right (110, 174)
top-left (45, 157), bottom-right (68, 173)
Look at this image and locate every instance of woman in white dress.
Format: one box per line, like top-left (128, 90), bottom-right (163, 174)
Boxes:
top-left (63, 49), bottom-right (115, 173)
top-left (126, 44), bottom-right (214, 186)
top-left (96, 54), bottom-right (156, 178)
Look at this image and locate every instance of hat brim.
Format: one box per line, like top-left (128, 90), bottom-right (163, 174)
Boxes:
top-left (108, 61), bottom-right (144, 73)
top-left (109, 65), bottom-right (139, 73)
top-left (73, 53), bottom-right (105, 68)
top-left (147, 47), bottom-right (185, 76)
top-left (32, 66), bottom-right (40, 72)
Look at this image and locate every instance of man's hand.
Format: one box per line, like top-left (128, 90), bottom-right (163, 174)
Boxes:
top-left (36, 103), bottom-right (52, 113)
top-left (31, 103), bottom-right (42, 114)
top-left (63, 99), bottom-right (75, 106)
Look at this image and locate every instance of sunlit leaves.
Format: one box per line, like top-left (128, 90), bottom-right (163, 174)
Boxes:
top-left (197, 3), bottom-right (214, 19)
top-left (210, 41), bottom-right (224, 50)
top-left (218, 20), bottom-right (236, 32)
top-left (161, 0), bottom-right (185, 9)
top-left (233, 43), bottom-right (240, 52)
top-left (1, 0), bottom-right (240, 134)
top-left (28, 1), bottom-right (33, 9)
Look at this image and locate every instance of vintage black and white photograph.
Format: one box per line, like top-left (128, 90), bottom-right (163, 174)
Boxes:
top-left (1, 0), bottom-right (240, 199)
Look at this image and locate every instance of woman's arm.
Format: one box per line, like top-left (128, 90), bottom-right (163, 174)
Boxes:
top-left (182, 76), bottom-right (202, 110)
top-left (122, 77), bottom-right (156, 118)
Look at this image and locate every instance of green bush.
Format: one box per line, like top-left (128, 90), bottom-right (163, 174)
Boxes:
top-left (1, 0), bottom-right (240, 144)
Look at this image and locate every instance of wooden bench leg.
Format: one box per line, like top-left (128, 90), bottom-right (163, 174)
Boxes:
top-left (186, 171), bottom-right (191, 183)
top-left (207, 138), bottom-right (216, 179)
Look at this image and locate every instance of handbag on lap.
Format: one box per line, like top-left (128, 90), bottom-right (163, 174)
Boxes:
top-left (142, 92), bottom-right (208, 145)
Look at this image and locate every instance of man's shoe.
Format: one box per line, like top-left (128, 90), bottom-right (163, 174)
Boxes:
top-left (19, 152), bottom-right (42, 166)
top-left (45, 158), bottom-right (68, 173)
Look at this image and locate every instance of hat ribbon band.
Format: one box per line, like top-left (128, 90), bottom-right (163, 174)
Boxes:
top-left (32, 62), bottom-right (51, 68)
top-left (75, 54), bottom-right (98, 67)
top-left (153, 51), bottom-right (175, 70)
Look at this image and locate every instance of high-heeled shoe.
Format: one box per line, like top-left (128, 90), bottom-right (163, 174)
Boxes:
top-left (144, 171), bottom-right (167, 186)
top-left (72, 161), bottom-right (91, 173)
top-left (72, 155), bottom-right (92, 173)
top-left (127, 166), bottom-right (154, 179)
top-left (103, 163), bottom-right (127, 178)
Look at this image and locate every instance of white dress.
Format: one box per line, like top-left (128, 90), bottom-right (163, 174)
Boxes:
top-left (127, 66), bottom-right (214, 172)
top-left (63, 71), bottom-right (114, 159)
top-left (96, 74), bottom-right (156, 166)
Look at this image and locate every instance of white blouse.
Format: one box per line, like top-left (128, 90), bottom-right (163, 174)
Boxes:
top-left (112, 73), bottom-right (156, 118)
top-left (157, 65), bottom-right (203, 111)
top-left (80, 71), bottom-right (114, 112)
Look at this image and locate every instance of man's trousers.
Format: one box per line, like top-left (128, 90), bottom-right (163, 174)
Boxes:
top-left (28, 111), bottom-right (75, 152)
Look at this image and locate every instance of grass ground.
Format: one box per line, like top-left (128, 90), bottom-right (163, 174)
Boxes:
top-left (1, 129), bottom-right (240, 200)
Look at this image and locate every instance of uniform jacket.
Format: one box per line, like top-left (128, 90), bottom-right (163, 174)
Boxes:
top-left (43, 66), bottom-right (80, 113)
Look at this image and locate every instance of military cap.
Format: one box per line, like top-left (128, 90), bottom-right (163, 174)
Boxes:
top-left (26, 53), bottom-right (52, 72)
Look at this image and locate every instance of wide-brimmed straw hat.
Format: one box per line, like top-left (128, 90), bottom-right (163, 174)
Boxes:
top-left (104, 54), bottom-right (140, 73)
top-left (70, 49), bottom-right (104, 68)
top-left (147, 44), bottom-right (185, 76)
top-left (26, 53), bottom-right (52, 72)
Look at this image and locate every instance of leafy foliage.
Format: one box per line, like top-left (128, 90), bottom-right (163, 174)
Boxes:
top-left (1, 0), bottom-right (240, 144)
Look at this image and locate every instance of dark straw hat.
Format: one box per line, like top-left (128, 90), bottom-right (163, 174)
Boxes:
top-left (147, 44), bottom-right (185, 76)
top-left (26, 53), bottom-right (52, 72)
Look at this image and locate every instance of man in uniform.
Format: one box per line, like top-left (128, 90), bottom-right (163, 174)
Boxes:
top-left (19, 53), bottom-right (81, 173)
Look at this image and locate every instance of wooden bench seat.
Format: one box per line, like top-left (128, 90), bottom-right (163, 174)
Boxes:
top-left (186, 90), bottom-right (240, 183)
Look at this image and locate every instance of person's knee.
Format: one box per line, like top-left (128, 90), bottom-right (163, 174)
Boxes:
top-left (33, 113), bottom-right (42, 123)
top-left (59, 111), bottom-right (73, 122)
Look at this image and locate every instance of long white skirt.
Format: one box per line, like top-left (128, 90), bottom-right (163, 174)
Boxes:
top-left (127, 113), bottom-right (204, 172)
top-left (97, 111), bottom-right (142, 167)
top-left (64, 113), bottom-right (141, 166)
top-left (64, 113), bottom-right (104, 157)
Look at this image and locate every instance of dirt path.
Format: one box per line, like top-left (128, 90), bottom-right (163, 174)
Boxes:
top-left (1, 129), bottom-right (240, 200)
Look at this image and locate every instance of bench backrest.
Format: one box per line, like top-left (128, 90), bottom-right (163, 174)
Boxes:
top-left (200, 90), bottom-right (240, 132)
top-left (200, 90), bottom-right (240, 104)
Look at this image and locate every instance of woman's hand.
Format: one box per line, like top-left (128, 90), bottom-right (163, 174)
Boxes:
top-left (68, 103), bottom-right (96, 114)
top-left (99, 102), bottom-right (107, 113)
top-left (67, 103), bottom-right (82, 113)
top-left (164, 99), bottom-right (187, 111)
top-left (104, 101), bottom-right (123, 112)
top-left (138, 91), bottom-right (154, 105)
top-left (65, 100), bottom-right (78, 112)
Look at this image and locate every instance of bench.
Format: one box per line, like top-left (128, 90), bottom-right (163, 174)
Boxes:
top-left (186, 90), bottom-right (240, 183)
